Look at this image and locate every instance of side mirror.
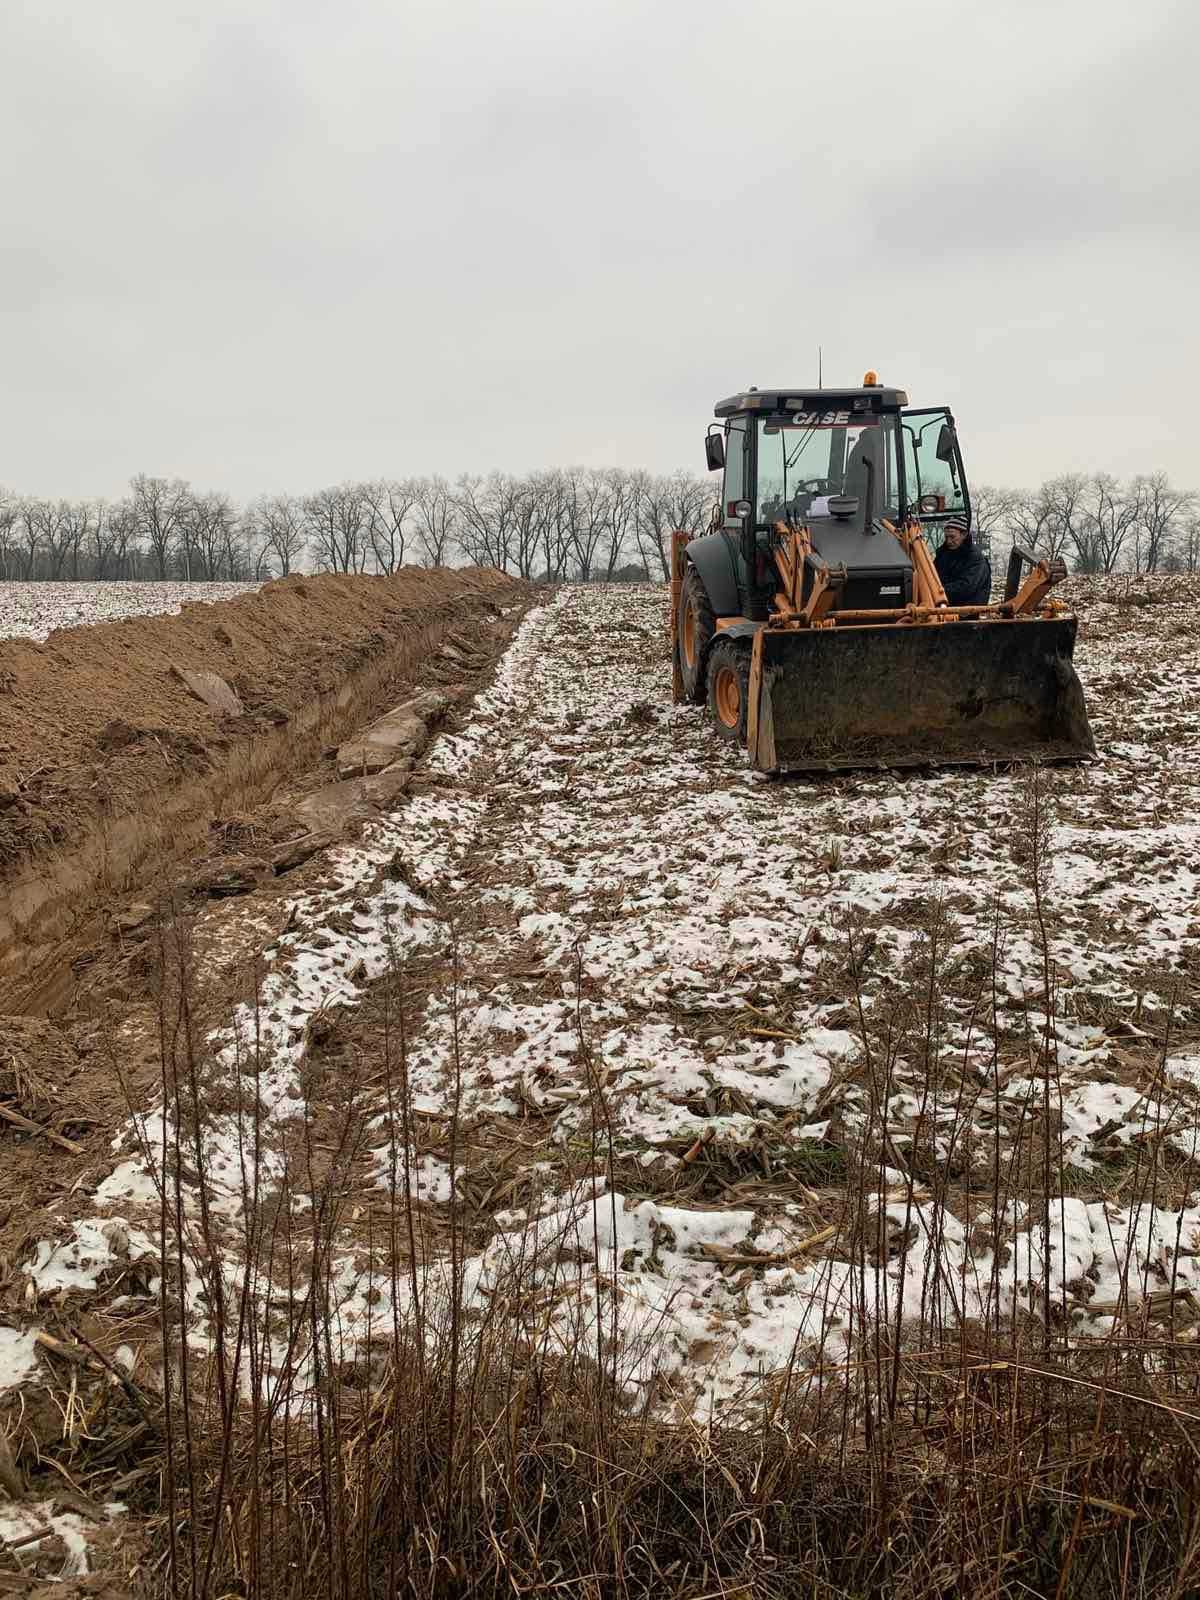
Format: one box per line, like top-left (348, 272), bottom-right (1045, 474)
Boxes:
top-left (935, 423), bottom-right (956, 464)
top-left (705, 433), bottom-right (725, 472)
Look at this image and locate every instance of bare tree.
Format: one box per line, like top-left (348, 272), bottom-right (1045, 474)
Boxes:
top-left (303, 484), bottom-right (368, 574)
top-left (567, 469), bottom-right (610, 581)
top-left (538, 469), bottom-right (580, 580)
top-left (0, 491), bottom-right (20, 579)
top-left (509, 474), bottom-right (551, 579)
top-left (248, 494), bottom-right (307, 577)
top-left (455, 473), bottom-right (519, 571)
top-left (62, 501), bottom-right (105, 580)
top-left (83, 503), bottom-right (117, 580)
top-left (1180, 515), bottom-right (1200, 574)
top-left (1132, 471), bottom-right (1194, 572)
top-left (968, 485), bottom-right (1021, 562)
top-left (362, 478), bottom-right (418, 573)
top-left (1038, 473), bottom-right (1095, 569)
top-left (598, 467), bottom-right (641, 578)
top-left (107, 499), bottom-right (141, 578)
top-left (13, 501), bottom-right (40, 579)
top-left (184, 491), bottom-right (239, 579)
top-left (411, 476), bottom-right (459, 567)
top-left (1085, 473), bottom-right (1142, 574)
top-left (47, 502), bottom-right (81, 579)
top-left (631, 470), bottom-right (714, 580)
top-left (130, 475), bottom-right (193, 579)
top-left (1007, 483), bottom-right (1068, 561)
top-left (633, 475), bottom-right (676, 581)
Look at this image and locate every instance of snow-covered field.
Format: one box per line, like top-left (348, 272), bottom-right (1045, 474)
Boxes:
top-left (0, 580), bottom-right (261, 640)
top-left (9, 576), bottom-right (1200, 1493)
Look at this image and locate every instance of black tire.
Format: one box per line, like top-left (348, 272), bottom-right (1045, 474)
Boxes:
top-left (678, 566), bottom-right (716, 702)
top-left (706, 638), bottom-right (750, 744)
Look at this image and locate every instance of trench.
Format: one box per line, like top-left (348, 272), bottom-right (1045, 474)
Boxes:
top-left (0, 594), bottom-right (526, 1015)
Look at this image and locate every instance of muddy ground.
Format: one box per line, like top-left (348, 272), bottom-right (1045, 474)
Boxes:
top-left (2, 570), bottom-right (1200, 1592)
top-left (0, 566), bottom-right (527, 1009)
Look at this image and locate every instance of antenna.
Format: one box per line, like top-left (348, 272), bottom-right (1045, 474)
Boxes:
top-left (818, 345), bottom-right (823, 387)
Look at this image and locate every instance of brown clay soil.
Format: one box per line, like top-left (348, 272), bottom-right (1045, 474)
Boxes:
top-left (0, 567), bottom-right (530, 1010)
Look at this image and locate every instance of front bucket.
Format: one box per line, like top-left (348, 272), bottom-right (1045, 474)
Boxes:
top-left (749, 618), bottom-right (1096, 774)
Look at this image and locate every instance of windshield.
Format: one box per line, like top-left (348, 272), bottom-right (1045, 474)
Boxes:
top-left (756, 414), bottom-right (899, 525)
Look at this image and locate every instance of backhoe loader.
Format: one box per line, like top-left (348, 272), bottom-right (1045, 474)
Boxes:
top-left (670, 374), bottom-right (1095, 773)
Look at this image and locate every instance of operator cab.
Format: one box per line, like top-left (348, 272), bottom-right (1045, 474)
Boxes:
top-left (704, 375), bottom-right (970, 613)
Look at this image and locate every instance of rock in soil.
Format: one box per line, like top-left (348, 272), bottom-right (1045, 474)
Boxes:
top-left (182, 853), bottom-right (271, 897)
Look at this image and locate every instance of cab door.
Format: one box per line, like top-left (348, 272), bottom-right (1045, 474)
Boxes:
top-left (721, 419), bottom-right (751, 528)
top-left (900, 408), bottom-right (970, 530)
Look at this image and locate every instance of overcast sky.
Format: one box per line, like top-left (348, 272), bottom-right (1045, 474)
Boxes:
top-left (2, 0), bottom-right (1196, 502)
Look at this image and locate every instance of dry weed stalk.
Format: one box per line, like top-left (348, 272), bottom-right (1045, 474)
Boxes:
top-left (100, 831), bottom-right (1200, 1600)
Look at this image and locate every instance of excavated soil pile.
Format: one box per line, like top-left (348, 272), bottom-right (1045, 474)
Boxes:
top-left (0, 567), bottom-right (527, 1003)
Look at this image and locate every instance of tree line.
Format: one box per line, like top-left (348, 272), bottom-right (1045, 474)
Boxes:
top-left (0, 467), bottom-right (1196, 584)
top-left (973, 472), bottom-right (1199, 574)
top-left (0, 470), bottom-right (710, 584)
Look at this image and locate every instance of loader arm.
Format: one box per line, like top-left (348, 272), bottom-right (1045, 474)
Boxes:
top-left (1004, 548), bottom-right (1069, 615)
top-left (771, 522), bottom-right (844, 625)
top-left (888, 519), bottom-right (949, 610)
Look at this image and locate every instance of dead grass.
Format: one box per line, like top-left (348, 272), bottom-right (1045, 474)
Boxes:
top-left (99, 871), bottom-right (1200, 1600)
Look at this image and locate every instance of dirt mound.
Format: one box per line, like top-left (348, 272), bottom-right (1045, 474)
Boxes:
top-left (0, 568), bottom-right (513, 863)
top-left (0, 567), bottom-right (529, 1005)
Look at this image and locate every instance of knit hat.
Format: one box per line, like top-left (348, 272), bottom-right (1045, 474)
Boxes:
top-left (945, 514), bottom-right (969, 534)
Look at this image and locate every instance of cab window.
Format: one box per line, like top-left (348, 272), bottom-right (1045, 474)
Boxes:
top-left (901, 411), bottom-right (966, 523)
top-left (722, 423), bottom-right (748, 526)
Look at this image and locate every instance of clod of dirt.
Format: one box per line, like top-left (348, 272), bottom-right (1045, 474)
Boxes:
top-left (295, 763), bottom-right (413, 833)
top-left (100, 1220), bottom-right (130, 1258)
top-left (182, 854), bottom-right (271, 897)
top-left (269, 830), bottom-right (338, 874)
top-left (30, 1535), bottom-right (71, 1578)
top-left (168, 663), bottom-right (243, 717)
top-left (157, 729), bottom-right (210, 764)
top-left (95, 719), bottom-right (139, 752)
top-left (108, 903), bottom-right (157, 938)
top-left (335, 689), bottom-right (450, 778)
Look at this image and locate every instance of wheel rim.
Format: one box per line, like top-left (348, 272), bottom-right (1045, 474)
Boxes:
top-left (714, 665), bottom-right (741, 728)
top-left (682, 601), bottom-right (697, 669)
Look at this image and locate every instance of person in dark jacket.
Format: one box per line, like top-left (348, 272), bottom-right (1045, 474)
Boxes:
top-left (934, 515), bottom-right (991, 605)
